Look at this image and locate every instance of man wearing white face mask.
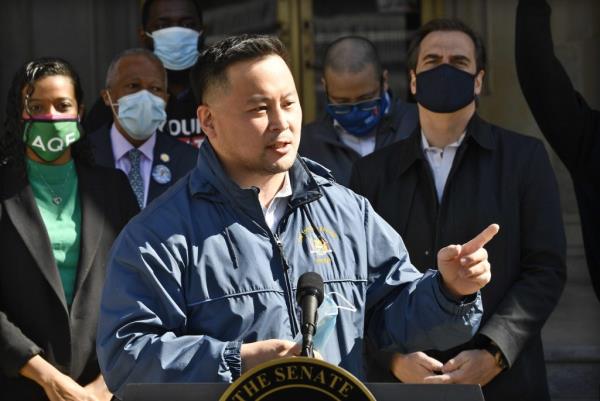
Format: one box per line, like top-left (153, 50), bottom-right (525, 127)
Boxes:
top-left (89, 49), bottom-right (198, 209)
top-left (84, 0), bottom-right (206, 148)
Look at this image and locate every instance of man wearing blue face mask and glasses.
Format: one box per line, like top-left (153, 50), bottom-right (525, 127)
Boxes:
top-left (89, 49), bottom-right (198, 209)
top-left (299, 36), bottom-right (418, 186)
top-left (84, 0), bottom-right (206, 148)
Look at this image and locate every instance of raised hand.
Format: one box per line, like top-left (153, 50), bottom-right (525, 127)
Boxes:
top-left (438, 224), bottom-right (500, 298)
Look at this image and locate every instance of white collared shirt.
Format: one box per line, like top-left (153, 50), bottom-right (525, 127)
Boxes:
top-left (421, 131), bottom-right (465, 202)
top-left (334, 124), bottom-right (377, 157)
top-left (262, 172), bottom-right (292, 233)
top-left (110, 124), bottom-right (156, 207)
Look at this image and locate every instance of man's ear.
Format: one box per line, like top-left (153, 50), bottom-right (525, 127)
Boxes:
top-left (162, 91), bottom-right (170, 104)
top-left (100, 89), bottom-right (111, 107)
top-left (139, 27), bottom-right (153, 49)
top-left (474, 69), bottom-right (485, 96)
top-left (102, 90), bottom-right (119, 120)
top-left (198, 104), bottom-right (216, 139)
top-left (409, 70), bottom-right (417, 96)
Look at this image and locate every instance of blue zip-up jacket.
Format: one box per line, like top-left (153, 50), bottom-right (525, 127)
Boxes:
top-left (97, 142), bottom-right (483, 398)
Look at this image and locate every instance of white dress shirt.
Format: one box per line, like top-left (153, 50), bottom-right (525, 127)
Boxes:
top-left (110, 124), bottom-right (156, 208)
top-left (421, 131), bottom-right (465, 202)
top-left (335, 124), bottom-right (377, 157)
top-left (262, 172), bottom-right (292, 233)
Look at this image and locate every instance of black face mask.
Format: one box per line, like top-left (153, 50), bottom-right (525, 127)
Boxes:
top-left (415, 64), bottom-right (477, 113)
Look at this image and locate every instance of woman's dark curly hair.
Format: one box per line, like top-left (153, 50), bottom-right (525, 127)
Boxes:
top-left (0, 57), bottom-right (94, 172)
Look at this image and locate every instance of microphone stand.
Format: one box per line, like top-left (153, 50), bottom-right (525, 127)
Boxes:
top-left (301, 325), bottom-right (315, 357)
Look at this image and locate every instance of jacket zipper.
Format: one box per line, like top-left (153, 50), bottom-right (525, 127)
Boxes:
top-left (273, 232), bottom-right (300, 337)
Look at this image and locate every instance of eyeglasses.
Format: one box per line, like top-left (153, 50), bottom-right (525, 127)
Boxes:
top-left (327, 97), bottom-right (382, 115)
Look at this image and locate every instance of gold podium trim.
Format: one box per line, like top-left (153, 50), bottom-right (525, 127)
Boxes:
top-left (219, 356), bottom-right (376, 401)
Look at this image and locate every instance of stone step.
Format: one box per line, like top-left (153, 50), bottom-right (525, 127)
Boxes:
top-left (542, 284), bottom-right (600, 348)
top-left (550, 399), bottom-right (598, 401)
top-left (565, 255), bottom-right (594, 284)
top-left (542, 255), bottom-right (600, 401)
top-left (546, 360), bottom-right (600, 401)
top-left (546, 346), bottom-right (600, 363)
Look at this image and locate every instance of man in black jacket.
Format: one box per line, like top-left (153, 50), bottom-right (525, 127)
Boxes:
top-left (350, 19), bottom-right (566, 401)
top-left (516, 0), bottom-right (600, 302)
top-left (299, 36), bottom-right (417, 186)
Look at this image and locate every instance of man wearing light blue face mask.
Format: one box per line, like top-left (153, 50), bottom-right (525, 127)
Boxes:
top-left (299, 36), bottom-right (418, 186)
top-left (84, 0), bottom-right (206, 148)
top-left (89, 49), bottom-right (198, 209)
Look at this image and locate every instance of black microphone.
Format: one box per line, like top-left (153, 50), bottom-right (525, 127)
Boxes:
top-left (296, 272), bottom-right (324, 357)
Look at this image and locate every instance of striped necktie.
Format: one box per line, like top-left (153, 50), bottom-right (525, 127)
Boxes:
top-left (127, 148), bottom-right (144, 208)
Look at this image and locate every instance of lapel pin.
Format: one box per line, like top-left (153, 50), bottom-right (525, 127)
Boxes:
top-left (160, 153), bottom-right (170, 163)
top-left (152, 164), bottom-right (172, 185)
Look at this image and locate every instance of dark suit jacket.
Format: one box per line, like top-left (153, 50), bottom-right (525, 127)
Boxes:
top-left (299, 97), bottom-right (418, 186)
top-left (0, 161), bottom-right (139, 401)
top-left (89, 125), bottom-right (198, 205)
top-left (350, 114), bottom-right (566, 401)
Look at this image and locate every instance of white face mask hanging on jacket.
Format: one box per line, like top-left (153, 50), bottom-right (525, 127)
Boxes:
top-left (107, 90), bottom-right (167, 141)
top-left (146, 27), bottom-right (202, 71)
top-left (294, 292), bottom-right (357, 357)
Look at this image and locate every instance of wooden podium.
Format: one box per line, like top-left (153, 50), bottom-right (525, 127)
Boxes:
top-left (123, 357), bottom-right (484, 401)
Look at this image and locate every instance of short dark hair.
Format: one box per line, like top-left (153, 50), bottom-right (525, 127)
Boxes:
top-left (141, 0), bottom-right (204, 29)
top-left (105, 48), bottom-right (166, 88)
top-left (407, 18), bottom-right (486, 72)
top-left (323, 36), bottom-right (382, 79)
top-left (1, 57), bottom-right (93, 169)
top-left (190, 34), bottom-right (289, 104)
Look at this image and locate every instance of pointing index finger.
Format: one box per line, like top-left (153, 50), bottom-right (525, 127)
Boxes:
top-left (461, 224), bottom-right (499, 255)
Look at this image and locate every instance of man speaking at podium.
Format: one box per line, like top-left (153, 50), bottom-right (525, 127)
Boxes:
top-left (97, 34), bottom-right (498, 398)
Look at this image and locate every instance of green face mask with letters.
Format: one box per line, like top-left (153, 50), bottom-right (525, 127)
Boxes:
top-left (22, 117), bottom-right (81, 162)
